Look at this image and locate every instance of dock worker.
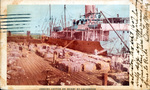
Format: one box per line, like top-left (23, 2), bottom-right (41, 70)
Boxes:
top-left (94, 49), bottom-right (98, 55)
top-left (19, 45), bottom-right (23, 52)
top-left (53, 51), bottom-right (57, 64)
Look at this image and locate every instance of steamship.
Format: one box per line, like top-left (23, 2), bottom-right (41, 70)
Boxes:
top-left (46, 5), bottom-right (129, 56)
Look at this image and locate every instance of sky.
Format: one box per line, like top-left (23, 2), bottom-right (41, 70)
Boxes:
top-left (7, 5), bottom-right (129, 34)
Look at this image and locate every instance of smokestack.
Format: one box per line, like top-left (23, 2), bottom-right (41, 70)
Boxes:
top-left (8, 31), bottom-right (11, 36)
top-left (85, 5), bottom-right (96, 18)
top-left (27, 31), bottom-right (30, 37)
top-left (92, 5), bottom-right (96, 13)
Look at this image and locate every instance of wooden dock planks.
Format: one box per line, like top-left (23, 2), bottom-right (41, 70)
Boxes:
top-left (8, 48), bottom-right (103, 85)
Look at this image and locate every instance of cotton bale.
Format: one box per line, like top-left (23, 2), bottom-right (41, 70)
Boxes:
top-left (83, 62), bottom-right (96, 72)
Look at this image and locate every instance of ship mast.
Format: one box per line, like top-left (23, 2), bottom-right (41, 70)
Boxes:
top-left (49, 4), bottom-right (51, 36)
top-left (64, 5), bottom-right (66, 29)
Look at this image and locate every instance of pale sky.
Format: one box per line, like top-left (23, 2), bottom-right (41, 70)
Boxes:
top-left (7, 5), bottom-right (129, 34)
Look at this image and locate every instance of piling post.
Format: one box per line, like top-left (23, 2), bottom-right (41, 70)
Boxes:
top-left (103, 73), bottom-right (108, 86)
top-left (53, 51), bottom-right (57, 64)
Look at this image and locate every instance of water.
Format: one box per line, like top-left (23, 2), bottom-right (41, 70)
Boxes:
top-left (100, 31), bottom-right (129, 55)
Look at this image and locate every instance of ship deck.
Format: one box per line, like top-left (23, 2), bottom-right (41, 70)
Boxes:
top-left (7, 45), bottom-right (103, 85)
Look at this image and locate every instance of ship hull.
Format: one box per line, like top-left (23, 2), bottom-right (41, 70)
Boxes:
top-left (7, 36), bottom-right (107, 56)
top-left (46, 37), bottom-right (107, 56)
